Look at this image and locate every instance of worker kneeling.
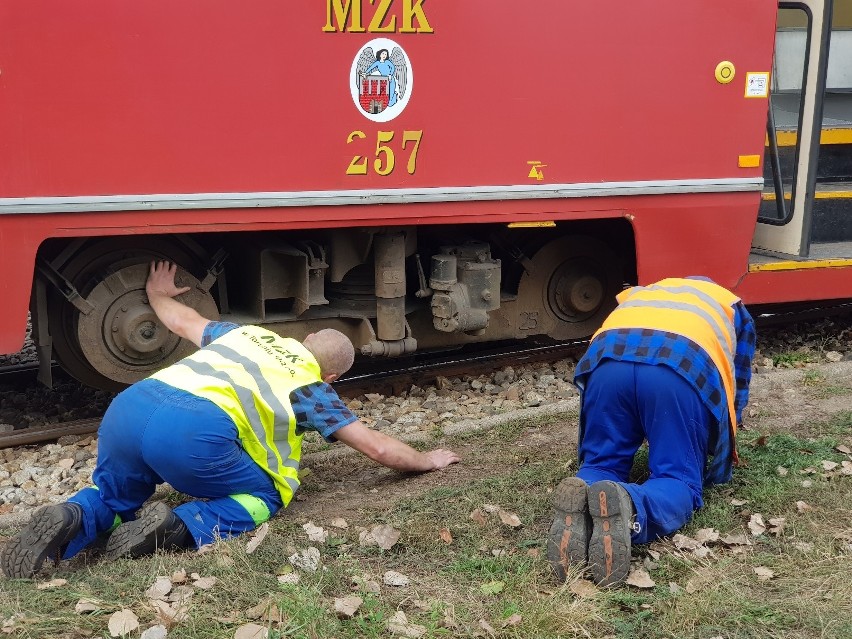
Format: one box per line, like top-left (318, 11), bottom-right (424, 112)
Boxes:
top-left (1, 261), bottom-right (460, 579)
top-left (547, 277), bottom-right (755, 586)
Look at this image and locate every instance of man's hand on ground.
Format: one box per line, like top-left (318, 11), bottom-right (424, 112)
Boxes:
top-left (424, 448), bottom-right (461, 470)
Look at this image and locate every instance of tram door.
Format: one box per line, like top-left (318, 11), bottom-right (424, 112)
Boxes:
top-left (752, 0), bottom-right (852, 259)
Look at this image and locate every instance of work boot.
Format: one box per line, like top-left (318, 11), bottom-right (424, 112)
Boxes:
top-left (546, 477), bottom-right (590, 582)
top-left (587, 480), bottom-right (633, 587)
top-left (1, 502), bottom-right (83, 579)
top-left (104, 502), bottom-right (192, 560)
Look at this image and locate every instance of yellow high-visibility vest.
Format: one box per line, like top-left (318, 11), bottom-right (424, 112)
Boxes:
top-left (152, 325), bottom-right (322, 505)
top-left (593, 278), bottom-right (741, 441)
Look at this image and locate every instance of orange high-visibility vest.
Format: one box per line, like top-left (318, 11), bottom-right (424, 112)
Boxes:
top-left (593, 278), bottom-right (741, 453)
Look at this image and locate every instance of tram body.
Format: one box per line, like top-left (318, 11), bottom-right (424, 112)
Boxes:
top-left (0, 0), bottom-right (850, 389)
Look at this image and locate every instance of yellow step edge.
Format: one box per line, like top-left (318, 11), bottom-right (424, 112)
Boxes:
top-left (762, 191), bottom-right (852, 201)
top-left (749, 257), bottom-right (852, 272)
top-left (770, 128), bottom-right (852, 147)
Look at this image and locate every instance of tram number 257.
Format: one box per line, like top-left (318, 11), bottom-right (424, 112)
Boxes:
top-left (346, 130), bottom-right (423, 176)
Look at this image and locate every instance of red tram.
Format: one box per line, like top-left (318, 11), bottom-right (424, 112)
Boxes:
top-left (0, 0), bottom-right (850, 390)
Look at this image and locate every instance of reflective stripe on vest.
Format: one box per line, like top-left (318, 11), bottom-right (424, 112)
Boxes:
top-left (593, 278), bottom-right (741, 440)
top-left (150, 326), bottom-right (322, 505)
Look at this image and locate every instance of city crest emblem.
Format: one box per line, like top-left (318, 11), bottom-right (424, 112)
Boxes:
top-left (350, 38), bottom-right (413, 122)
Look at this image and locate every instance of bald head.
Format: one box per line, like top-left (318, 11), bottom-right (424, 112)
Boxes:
top-left (302, 329), bottom-right (356, 382)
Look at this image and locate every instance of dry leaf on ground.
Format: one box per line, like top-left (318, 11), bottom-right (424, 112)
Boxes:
top-left (822, 460), bottom-right (839, 471)
top-left (568, 579), bottom-right (598, 598)
top-left (497, 509), bottom-right (523, 528)
top-left (360, 524), bottom-right (401, 550)
top-left (140, 625), bottom-right (168, 639)
top-left (192, 576), bottom-right (217, 590)
top-left (721, 533), bottom-right (752, 546)
top-left (288, 547), bottom-right (321, 572)
top-left (754, 566), bottom-right (775, 581)
top-left (383, 570), bottom-right (410, 586)
top-left (625, 568), bottom-right (656, 589)
top-left (692, 546), bottom-right (712, 559)
top-left (694, 528), bottom-right (721, 545)
top-left (334, 595), bottom-right (363, 619)
top-left (303, 522), bottom-right (328, 544)
top-left (167, 585), bottom-right (194, 604)
top-left (796, 500), bottom-right (812, 513)
top-left (245, 523), bottom-right (269, 554)
top-left (108, 610), bottom-right (140, 637)
top-left (234, 624), bottom-right (268, 639)
top-left (245, 598), bottom-right (284, 623)
top-left (672, 534), bottom-right (701, 551)
top-left (145, 577), bottom-right (173, 600)
top-left (469, 509), bottom-right (487, 526)
top-left (36, 578), bottom-right (67, 590)
top-left (768, 517), bottom-right (786, 535)
top-left (150, 600), bottom-right (190, 624)
top-left (387, 611), bottom-right (426, 638)
top-left (748, 514), bottom-right (766, 536)
top-left (439, 527), bottom-right (453, 544)
top-left (74, 598), bottom-right (102, 614)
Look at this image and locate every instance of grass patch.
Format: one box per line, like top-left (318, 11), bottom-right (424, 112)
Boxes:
top-left (2, 424), bottom-right (852, 638)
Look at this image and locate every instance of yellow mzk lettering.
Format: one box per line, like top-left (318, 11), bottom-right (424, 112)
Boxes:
top-left (369, 0), bottom-right (397, 33)
top-left (323, 0), bottom-right (365, 32)
top-left (401, 0), bottom-right (434, 33)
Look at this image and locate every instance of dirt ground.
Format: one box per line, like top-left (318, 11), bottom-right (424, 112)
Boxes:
top-left (286, 361), bottom-right (852, 529)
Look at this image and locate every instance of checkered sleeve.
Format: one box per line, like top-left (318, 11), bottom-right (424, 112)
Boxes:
top-left (732, 301), bottom-right (756, 425)
top-left (201, 321), bottom-right (241, 346)
top-left (290, 382), bottom-right (358, 442)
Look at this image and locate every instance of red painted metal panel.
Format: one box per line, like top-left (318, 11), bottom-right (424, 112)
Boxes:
top-left (735, 269), bottom-right (852, 305)
top-left (0, 0), bottom-right (777, 197)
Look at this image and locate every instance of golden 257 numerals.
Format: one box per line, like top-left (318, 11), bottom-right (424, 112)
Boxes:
top-left (346, 130), bottom-right (423, 176)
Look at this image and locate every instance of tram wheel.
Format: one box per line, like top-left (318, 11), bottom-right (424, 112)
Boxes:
top-left (46, 238), bottom-right (218, 391)
top-left (516, 235), bottom-right (623, 340)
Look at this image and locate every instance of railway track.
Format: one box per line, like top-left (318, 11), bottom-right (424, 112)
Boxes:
top-left (2, 302), bottom-right (851, 450)
top-left (0, 340), bottom-right (588, 449)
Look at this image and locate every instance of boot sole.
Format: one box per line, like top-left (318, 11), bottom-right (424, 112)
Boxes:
top-left (104, 502), bottom-right (177, 560)
top-left (587, 481), bottom-right (631, 587)
top-left (1, 505), bottom-right (79, 579)
top-left (546, 477), bottom-right (589, 582)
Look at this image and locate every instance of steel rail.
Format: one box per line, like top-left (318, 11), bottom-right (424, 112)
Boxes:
top-left (2, 303), bottom-right (852, 449)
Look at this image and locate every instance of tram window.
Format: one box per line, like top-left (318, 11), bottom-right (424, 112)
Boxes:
top-left (760, 6), bottom-right (810, 224)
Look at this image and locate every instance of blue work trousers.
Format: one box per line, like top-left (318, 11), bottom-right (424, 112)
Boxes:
top-left (576, 360), bottom-right (712, 544)
top-left (64, 380), bottom-right (283, 558)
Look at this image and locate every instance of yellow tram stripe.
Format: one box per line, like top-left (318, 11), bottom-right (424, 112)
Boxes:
top-left (508, 221), bottom-right (556, 228)
top-left (749, 258), bottom-right (852, 272)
